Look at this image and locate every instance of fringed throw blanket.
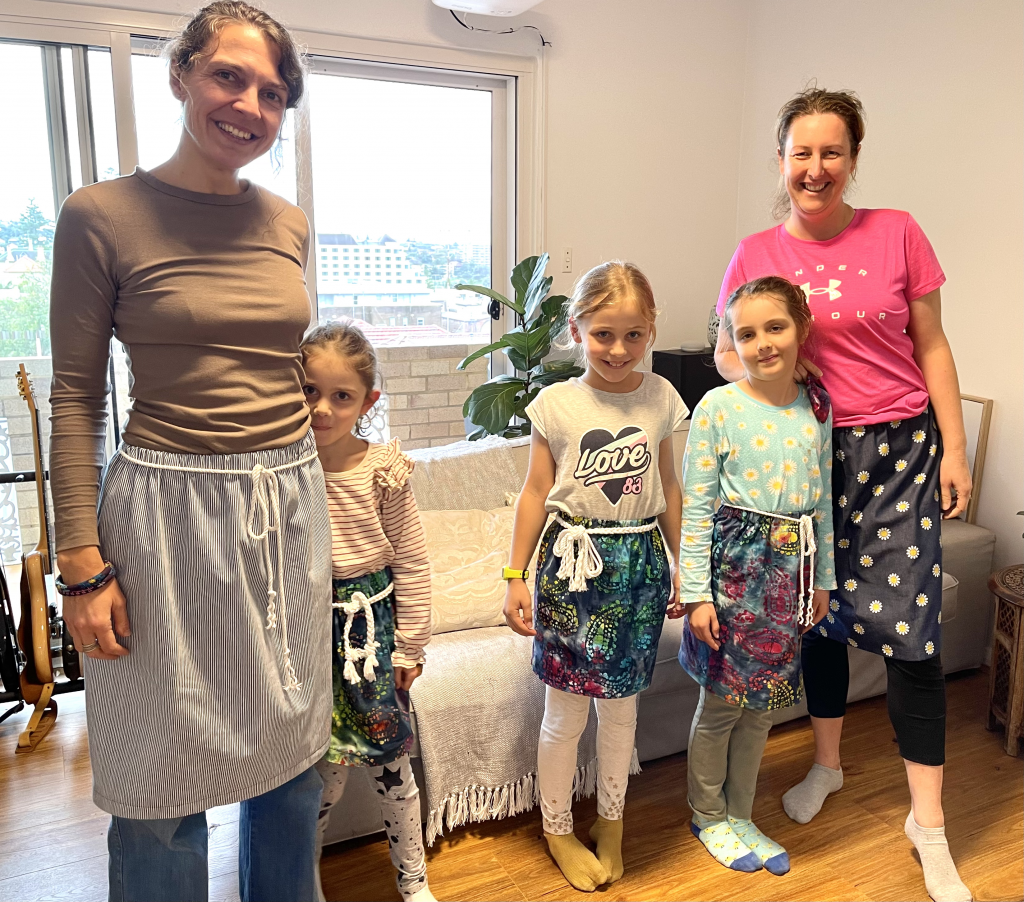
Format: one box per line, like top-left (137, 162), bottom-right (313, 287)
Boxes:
top-left (410, 625), bottom-right (640, 845)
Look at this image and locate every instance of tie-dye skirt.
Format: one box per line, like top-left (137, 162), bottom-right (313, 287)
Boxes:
top-left (532, 515), bottom-right (671, 699)
top-left (326, 567), bottom-right (414, 767)
top-left (679, 506), bottom-right (815, 711)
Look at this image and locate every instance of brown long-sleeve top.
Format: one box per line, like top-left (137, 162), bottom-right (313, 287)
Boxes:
top-left (49, 168), bottom-right (313, 551)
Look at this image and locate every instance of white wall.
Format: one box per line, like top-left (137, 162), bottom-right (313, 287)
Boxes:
top-left (734, 0), bottom-right (1024, 570)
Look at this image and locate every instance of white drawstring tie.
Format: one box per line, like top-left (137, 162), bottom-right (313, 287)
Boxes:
top-left (552, 516), bottom-right (660, 593)
top-left (334, 582), bottom-right (394, 684)
top-left (120, 446), bottom-right (319, 692)
top-left (727, 506), bottom-right (818, 626)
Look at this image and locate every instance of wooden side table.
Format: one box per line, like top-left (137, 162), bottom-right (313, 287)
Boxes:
top-left (987, 564), bottom-right (1024, 756)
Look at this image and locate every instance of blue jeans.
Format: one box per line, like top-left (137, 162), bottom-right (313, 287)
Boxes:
top-left (107, 765), bottom-right (323, 902)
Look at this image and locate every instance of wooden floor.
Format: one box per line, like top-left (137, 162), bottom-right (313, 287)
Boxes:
top-left (1, 671), bottom-right (1020, 902)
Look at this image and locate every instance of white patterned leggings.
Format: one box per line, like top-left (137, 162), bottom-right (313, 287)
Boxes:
top-left (537, 685), bottom-right (638, 835)
top-left (315, 756), bottom-right (427, 900)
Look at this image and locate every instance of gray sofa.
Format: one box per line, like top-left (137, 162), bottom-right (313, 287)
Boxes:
top-left (324, 431), bottom-right (996, 845)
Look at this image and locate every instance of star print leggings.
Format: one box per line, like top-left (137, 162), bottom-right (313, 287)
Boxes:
top-left (315, 756), bottom-right (428, 902)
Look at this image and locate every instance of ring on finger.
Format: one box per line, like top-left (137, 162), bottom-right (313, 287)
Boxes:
top-left (80, 640), bottom-right (100, 653)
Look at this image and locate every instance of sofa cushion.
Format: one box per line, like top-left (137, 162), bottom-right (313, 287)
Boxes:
top-left (420, 507), bottom-right (538, 634)
top-left (408, 435), bottom-right (530, 512)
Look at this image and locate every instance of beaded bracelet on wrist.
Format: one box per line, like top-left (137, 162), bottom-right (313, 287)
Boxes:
top-left (55, 562), bottom-right (117, 597)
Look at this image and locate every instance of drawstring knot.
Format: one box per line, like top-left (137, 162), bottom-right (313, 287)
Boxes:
top-left (551, 516), bottom-right (660, 593)
top-left (796, 514), bottom-right (817, 627)
top-left (334, 583), bottom-right (394, 684)
top-left (553, 523), bottom-right (604, 593)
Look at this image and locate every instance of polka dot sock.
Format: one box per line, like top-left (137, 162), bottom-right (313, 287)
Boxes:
top-left (689, 815), bottom-right (761, 872)
top-left (588, 815), bottom-right (625, 884)
top-left (904, 812), bottom-right (973, 902)
top-left (544, 831), bottom-right (609, 892)
top-left (782, 763), bottom-right (843, 824)
top-left (728, 817), bottom-right (790, 875)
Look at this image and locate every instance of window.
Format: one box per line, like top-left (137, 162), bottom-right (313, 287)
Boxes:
top-left (0, 38), bottom-right (117, 563)
top-left (306, 59), bottom-right (507, 350)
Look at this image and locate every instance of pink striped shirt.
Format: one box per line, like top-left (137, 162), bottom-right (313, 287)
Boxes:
top-left (323, 439), bottom-right (431, 668)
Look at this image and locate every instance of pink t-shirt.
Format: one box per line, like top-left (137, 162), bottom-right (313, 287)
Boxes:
top-left (717, 209), bottom-right (945, 427)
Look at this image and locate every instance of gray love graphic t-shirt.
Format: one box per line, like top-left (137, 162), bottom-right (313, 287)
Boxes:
top-left (526, 374), bottom-right (689, 521)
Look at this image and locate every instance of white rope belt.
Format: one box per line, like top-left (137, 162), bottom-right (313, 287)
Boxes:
top-left (332, 582), bottom-right (394, 685)
top-left (552, 515), bottom-right (659, 593)
top-left (724, 505), bottom-right (818, 627)
top-left (119, 446), bottom-right (320, 692)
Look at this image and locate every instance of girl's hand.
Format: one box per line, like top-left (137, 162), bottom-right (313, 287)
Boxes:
top-left (939, 448), bottom-right (972, 520)
top-left (687, 602), bottom-right (720, 650)
top-left (504, 580), bottom-right (536, 637)
top-left (802, 589), bottom-right (831, 634)
top-left (395, 664), bottom-right (423, 691)
top-left (793, 356), bottom-right (822, 384)
top-left (666, 566), bottom-right (684, 619)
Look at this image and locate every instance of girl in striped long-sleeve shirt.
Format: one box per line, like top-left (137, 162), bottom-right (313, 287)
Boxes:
top-left (301, 323), bottom-right (435, 902)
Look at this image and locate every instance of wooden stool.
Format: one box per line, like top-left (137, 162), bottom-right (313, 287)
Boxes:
top-left (987, 564), bottom-right (1024, 756)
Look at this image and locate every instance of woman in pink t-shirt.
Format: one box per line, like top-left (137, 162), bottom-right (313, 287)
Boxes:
top-left (714, 88), bottom-right (972, 902)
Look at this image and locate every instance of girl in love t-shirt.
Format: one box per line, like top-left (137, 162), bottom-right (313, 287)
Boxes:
top-left (718, 209), bottom-right (945, 427)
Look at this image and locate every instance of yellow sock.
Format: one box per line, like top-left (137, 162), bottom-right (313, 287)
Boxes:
top-left (589, 816), bottom-right (625, 883)
top-left (543, 832), bottom-right (609, 892)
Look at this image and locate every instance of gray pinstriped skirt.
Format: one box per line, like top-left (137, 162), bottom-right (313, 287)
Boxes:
top-left (87, 432), bottom-right (332, 820)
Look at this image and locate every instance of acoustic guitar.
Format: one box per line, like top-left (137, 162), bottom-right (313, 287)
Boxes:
top-left (14, 364), bottom-right (68, 750)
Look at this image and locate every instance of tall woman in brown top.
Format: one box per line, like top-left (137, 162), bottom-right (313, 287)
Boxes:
top-left (49, 4), bottom-right (331, 900)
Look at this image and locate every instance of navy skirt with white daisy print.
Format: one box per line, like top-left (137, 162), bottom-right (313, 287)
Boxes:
top-left (819, 407), bottom-right (943, 661)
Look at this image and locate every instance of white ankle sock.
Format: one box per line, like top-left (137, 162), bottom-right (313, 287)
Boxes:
top-left (781, 763), bottom-right (843, 824)
top-left (904, 812), bottom-right (972, 902)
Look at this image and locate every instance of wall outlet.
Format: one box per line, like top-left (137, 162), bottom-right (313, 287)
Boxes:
top-left (561, 247), bottom-right (572, 273)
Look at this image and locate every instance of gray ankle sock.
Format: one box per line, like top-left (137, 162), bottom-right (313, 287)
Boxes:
top-left (781, 763), bottom-right (843, 824)
top-left (905, 812), bottom-right (972, 902)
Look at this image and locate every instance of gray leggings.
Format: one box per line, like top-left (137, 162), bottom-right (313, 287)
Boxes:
top-left (686, 688), bottom-right (774, 821)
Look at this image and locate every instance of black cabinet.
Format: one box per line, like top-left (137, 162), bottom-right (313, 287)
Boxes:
top-left (652, 349), bottom-right (728, 417)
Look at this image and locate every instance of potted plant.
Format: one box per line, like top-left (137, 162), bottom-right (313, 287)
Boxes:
top-left (456, 253), bottom-right (584, 439)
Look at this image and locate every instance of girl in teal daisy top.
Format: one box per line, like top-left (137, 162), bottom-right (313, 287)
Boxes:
top-left (678, 276), bottom-right (836, 876)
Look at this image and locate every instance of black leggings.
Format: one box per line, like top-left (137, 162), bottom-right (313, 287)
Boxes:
top-left (801, 630), bottom-right (946, 766)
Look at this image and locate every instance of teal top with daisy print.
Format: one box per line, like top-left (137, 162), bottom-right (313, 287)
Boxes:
top-left (678, 383), bottom-right (837, 604)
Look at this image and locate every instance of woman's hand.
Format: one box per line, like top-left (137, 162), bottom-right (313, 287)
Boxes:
top-left (939, 448), bottom-right (972, 520)
top-left (503, 580), bottom-right (536, 637)
top-left (793, 356), bottom-right (822, 384)
top-left (686, 602), bottom-right (720, 650)
top-left (57, 545), bottom-right (130, 660)
top-left (802, 589), bottom-right (831, 634)
top-left (395, 664), bottom-right (423, 691)
top-left (62, 580), bottom-right (131, 660)
top-left (666, 566), bottom-right (684, 619)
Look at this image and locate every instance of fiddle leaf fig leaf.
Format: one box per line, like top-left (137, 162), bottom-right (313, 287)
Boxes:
top-left (464, 376), bottom-right (527, 436)
top-left (458, 337), bottom-right (509, 370)
top-left (455, 283), bottom-right (524, 316)
top-left (530, 359), bottom-right (586, 386)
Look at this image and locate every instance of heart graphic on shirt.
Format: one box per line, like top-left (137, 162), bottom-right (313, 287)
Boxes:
top-left (574, 426), bottom-right (652, 505)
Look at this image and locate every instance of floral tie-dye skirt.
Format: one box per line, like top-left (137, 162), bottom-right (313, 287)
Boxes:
top-left (532, 515), bottom-right (671, 699)
top-left (819, 407), bottom-right (943, 661)
top-left (679, 506), bottom-right (814, 711)
top-left (326, 567), bottom-right (414, 767)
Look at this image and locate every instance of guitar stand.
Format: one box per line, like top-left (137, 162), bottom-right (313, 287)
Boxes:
top-left (16, 682), bottom-right (57, 752)
top-left (0, 699), bottom-right (25, 725)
